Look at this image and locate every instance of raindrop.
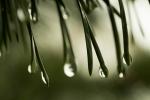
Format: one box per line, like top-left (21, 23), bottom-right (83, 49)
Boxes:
top-left (27, 63), bottom-right (38, 74)
top-left (28, 8), bottom-right (32, 20)
top-left (27, 65), bottom-right (32, 74)
top-left (123, 57), bottom-right (126, 65)
top-left (62, 13), bottom-right (68, 20)
top-left (123, 54), bottom-right (132, 66)
top-left (17, 8), bottom-right (26, 22)
top-left (64, 63), bottom-right (75, 77)
top-left (99, 68), bottom-right (106, 78)
top-left (41, 71), bottom-right (46, 84)
top-left (32, 14), bottom-right (37, 22)
top-left (60, 6), bottom-right (69, 20)
top-left (27, 38), bottom-right (39, 74)
top-left (27, 58), bottom-right (38, 74)
top-left (119, 72), bottom-right (124, 78)
top-left (40, 71), bottom-right (49, 86)
top-left (28, 8), bottom-right (38, 22)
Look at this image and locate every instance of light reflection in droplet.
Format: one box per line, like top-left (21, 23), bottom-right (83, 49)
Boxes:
top-left (28, 8), bottom-right (38, 22)
top-left (32, 15), bottom-right (37, 22)
top-left (27, 58), bottom-right (38, 74)
top-left (41, 71), bottom-right (47, 85)
top-left (63, 13), bottom-right (68, 20)
top-left (99, 68), bottom-right (106, 78)
top-left (122, 54), bottom-right (132, 66)
top-left (60, 6), bottom-right (69, 20)
top-left (27, 65), bottom-right (32, 74)
top-left (119, 72), bottom-right (124, 78)
top-left (28, 8), bottom-right (32, 20)
top-left (64, 63), bottom-right (75, 77)
top-left (123, 57), bottom-right (127, 65)
top-left (17, 8), bottom-right (26, 21)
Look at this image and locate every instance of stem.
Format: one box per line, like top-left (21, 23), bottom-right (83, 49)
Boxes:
top-left (76, 0), bottom-right (93, 76)
top-left (118, 0), bottom-right (130, 65)
top-left (105, 0), bottom-right (124, 74)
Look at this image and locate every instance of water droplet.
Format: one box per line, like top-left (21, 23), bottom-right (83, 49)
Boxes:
top-left (27, 58), bottom-right (38, 74)
top-left (63, 13), bottom-right (68, 20)
top-left (123, 54), bottom-right (132, 66)
top-left (28, 8), bottom-right (32, 20)
top-left (28, 65), bottom-right (32, 74)
top-left (17, 8), bottom-right (26, 21)
top-left (28, 8), bottom-right (38, 22)
top-left (60, 6), bottom-right (69, 20)
top-left (64, 63), bottom-right (75, 77)
top-left (99, 68), bottom-right (106, 78)
top-left (119, 72), bottom-right (124, 78)
top-left (41, 71), bottom-right (46, 84)
top-left (123, 57), bottom-right (126, 65)
top-left (32, 14), bottom-right (37, 22)
top-left (27, 63), bottom-right (38, 74)
top-left (40, 71), bottom-right (49, 86)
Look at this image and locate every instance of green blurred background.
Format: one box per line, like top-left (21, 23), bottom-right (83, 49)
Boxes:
top-left (1, 0), bottom-right (150, 100)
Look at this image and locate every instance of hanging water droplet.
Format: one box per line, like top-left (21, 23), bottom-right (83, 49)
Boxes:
top-left (40, 71), bottom-right (49, 86)
top-left (62, 12), bottom-right (68, 20)
top-left (27, 58), bottom-right (38, 74)
top-left (32, 14), bottom-right (37, 22)
top-left (123, 57), bottom-right (126, 65)
top-left (28, 7), bottom-right (38, 22)
top-left (28, 8), bottom-right (32, 20)
top-left (99, 68), bottom-right (106, 78)
top-left (41, 71), bottom-right (47, 84)
top-left (17, 8), bottom-right (26, 22)
top-left (27, 63), bottom-right (38, 74)
top-left (119, 72), bottom-right (124, 78)
top-left (60, 6), bottom-right (69, 20)
top-left (27, 65), bottom-right (32, 74)
top-left (64, 63), bottom-right (75, 77)
top-left (123, 54), bottom-right (132, 66)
